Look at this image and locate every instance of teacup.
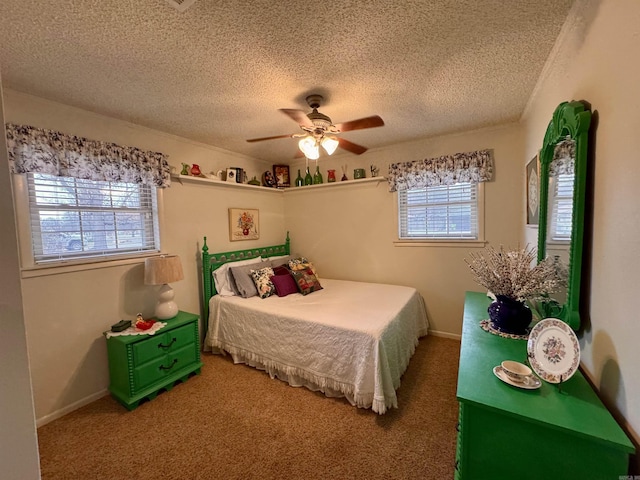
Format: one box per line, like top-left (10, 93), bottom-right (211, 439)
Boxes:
top-left (501, 360), bottom-right (532, 384)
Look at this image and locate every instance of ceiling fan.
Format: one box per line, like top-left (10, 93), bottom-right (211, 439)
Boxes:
top-left (246, 94), bottom-right (384, 159)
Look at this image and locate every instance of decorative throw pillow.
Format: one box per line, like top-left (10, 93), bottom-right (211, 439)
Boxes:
top-left (250, 266), bottom-right (276, 299)
top-left (230, 260), bottom-right (272, 298)
top-left (272, 265), bottom-right (291, 276)
top-left (290, 267), bottom-right (323, 295)
top-left (288, 257), bottom-right (318, 276)
top-left (213, 257), bottom-right (262, 296)
top-left (271, 273), bottom-right (299, 297)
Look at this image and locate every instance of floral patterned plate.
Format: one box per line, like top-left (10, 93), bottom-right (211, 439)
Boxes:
top-left (527, 318), bottom-right (580, 384)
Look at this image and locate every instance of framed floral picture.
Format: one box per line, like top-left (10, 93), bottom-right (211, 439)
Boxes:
top-left (526, 153), bottom-right (540, 226)
top-left (273, 165), bottom-right (290, 188)
top-left (229, 208), bottom-right (259, 241)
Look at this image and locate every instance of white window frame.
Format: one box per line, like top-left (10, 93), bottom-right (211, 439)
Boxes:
top-left (394, 182), bottom-right (485, 247)
top-left (547, 172), bottom-right (574, 244)
top-left (12, 174), bottom-right (165, 277)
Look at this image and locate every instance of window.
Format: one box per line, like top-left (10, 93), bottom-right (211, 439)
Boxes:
top-left (398, 183), bottom-right (479, 240)
top-left (548, 173), bottom-right (574, 242)
top-left (27, 173), bottom-right (160, 263)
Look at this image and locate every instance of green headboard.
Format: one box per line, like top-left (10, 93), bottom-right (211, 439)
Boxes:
top-left (201, 232), bottom-right (290, 327)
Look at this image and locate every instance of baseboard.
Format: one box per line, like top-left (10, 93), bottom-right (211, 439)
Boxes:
top-left (36, 389), bottom-right (109, 428)
top-left (428, 329), bottom-right (461, 341)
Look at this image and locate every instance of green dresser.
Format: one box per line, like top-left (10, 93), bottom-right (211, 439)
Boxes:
top-left (106, 311), bottom-right (203, 410)
top-left (456, 292), bottom-right (634, 479)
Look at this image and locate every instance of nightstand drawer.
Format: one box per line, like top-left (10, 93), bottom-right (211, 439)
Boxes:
top-left (133, 344), bottom-right (198, 391)
top-left (132, 323), bottom-right (197, 365)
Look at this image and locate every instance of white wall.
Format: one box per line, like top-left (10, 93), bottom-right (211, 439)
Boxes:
top-left (521, 0), bottom-right (640, 463)
top-left (0, 79), bottom-right (41, 478)
top-left (3, 89), bottom-right (286, 423)
top-left (285, 123), bottom-right (524, 335)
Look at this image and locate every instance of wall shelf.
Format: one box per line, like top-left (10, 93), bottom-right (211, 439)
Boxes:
top-left (171, 174), bottom-right (386, 192)
top-left (170, 174), bottom-right (283, 193)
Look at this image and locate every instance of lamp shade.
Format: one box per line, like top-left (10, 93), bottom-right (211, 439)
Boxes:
top-left (321, 136), bottom-right (339, 155)
top-left (298, 136), bottom-right (319, 160)
top-left (144, 255), bottom-right (184, 285)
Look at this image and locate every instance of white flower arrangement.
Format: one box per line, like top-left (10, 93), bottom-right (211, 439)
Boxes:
top-left (465, 245), bottom-right (566, 303)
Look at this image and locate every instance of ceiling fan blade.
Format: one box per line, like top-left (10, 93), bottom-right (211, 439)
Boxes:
top-left (335, 115), bottom-right (384, 132)
top-left (338, 137), bottom-right (368, 155)
top-left (246, 134), bottom-right (293, 143)
top-left (279, 109), bottom-right (314, 127)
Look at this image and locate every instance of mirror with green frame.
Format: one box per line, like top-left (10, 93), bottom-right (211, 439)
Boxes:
top-left (536, 101), bottom-right (591, 331)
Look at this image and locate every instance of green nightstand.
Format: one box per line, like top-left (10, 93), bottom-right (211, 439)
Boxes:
top-left (105, 311), bottom-right (203, 410)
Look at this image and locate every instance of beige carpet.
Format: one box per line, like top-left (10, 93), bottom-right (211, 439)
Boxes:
top-left (37, 335), bottom-right (461, 480)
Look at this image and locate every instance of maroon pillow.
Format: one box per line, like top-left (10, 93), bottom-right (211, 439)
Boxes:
top-left (272, 265), bottom-right (290, 276)
top-left (271, 273), bottom-right (298, 297)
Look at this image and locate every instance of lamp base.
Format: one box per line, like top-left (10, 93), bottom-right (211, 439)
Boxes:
top-left (155, 284), bottom-right (179, 320)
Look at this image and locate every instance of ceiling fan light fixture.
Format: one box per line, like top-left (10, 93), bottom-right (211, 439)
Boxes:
top-left (321, 136), bottom-right (339, 155)
top-left (298, 136), bottom-right (319, 160)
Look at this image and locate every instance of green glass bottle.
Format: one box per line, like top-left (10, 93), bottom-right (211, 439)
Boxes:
top-left (295, 169), bottom-right (304, 187)
top-left (313, 165), bottom-right (323, 184)
top-left (304, 167), bottom-right (313, 185)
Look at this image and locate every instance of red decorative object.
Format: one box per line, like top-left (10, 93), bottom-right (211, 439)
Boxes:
top-left (136, 319), bottom-right (156, 330)
top-left (190, 164), bottom-right (201, 176)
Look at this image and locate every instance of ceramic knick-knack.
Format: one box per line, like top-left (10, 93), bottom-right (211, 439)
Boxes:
top-left (327, 169), bottom-right (336, 183)
top-left (295, 169), bottom-right (304, 187)
top-left (304, 167), bottom-right (313, 185)
top-left (180, 163), bottom-right (190, 175)
top-left (313, 165), bottom-right (323, 184)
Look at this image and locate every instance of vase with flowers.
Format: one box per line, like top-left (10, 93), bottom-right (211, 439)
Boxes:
top-left (465, 245), bottom-right (566, 335)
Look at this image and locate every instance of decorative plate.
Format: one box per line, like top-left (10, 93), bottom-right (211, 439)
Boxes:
top-left (527, 318), bottom-right (580, 384)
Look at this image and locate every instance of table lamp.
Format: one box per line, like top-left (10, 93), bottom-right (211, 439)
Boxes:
top-left (144, 255), bottom-right (184, 320)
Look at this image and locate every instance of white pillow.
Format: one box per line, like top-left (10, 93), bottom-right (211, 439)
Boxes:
top-left (213, 257), bottom-right (262, 296)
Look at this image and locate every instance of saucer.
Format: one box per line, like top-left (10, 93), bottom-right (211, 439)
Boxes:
top-left (493, 365), bottom-right (541, 390)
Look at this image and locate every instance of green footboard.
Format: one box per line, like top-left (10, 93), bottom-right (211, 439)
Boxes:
top-left (201, 232), bottom-right (290, 332)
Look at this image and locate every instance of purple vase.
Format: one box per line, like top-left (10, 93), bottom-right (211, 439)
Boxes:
top-left (488, 295), bottom-right (532, 335)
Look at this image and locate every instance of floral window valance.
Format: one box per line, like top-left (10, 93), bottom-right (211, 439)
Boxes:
top-left (5, 124), bottom-right (171, 188)
top-left (387, 149), bottom-right (494, 192)
top-left (550, 138), bottom-right (575, 176)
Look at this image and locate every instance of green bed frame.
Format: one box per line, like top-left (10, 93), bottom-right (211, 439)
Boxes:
top-left (201, 232), bottom-right (290, 329)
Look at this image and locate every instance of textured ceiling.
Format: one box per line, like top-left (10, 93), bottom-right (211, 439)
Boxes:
top-left (0, 0), bottom-right (575, 163)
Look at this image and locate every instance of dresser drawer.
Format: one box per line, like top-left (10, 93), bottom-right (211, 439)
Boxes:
top-left (132, 323), bottom-right (196, 365)
top-left (132, 343), bottom-right (198, 391)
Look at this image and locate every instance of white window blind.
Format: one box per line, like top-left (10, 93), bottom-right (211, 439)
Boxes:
top-left (27, 173), bottom-right (160, 263)
top-left (548, 173), bottom-right (574, 242)
top-left (398, 183), bottom-right (478, 239)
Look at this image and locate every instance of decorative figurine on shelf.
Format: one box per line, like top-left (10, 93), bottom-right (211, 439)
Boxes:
top-left (327, 169), bottom-right (336, 183)
top-left (248, 176), bottom-right (261, 186)
top-left (370, 165), bottom-right (379, 177)
top-left (341, 164), bottom-right (348, 181)
top-left (180, 163), bottom-right (190, 175)
top-left (190, 164), bottom-right (201, 176)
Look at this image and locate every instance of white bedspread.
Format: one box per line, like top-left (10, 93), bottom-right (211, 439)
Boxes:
top-left (204, 279), bottom-right (429, 414)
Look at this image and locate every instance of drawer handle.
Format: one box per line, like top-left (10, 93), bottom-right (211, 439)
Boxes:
top-left (158, 338), bottom-right (177, 350)
top-left (159, 359), bottom-right (178, 371)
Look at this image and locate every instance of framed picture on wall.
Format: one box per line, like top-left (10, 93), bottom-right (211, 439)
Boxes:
top-left (229, 208), bottom-right (260, 241)
top-left (273, 165), bottom-right (290, 188)
top-left (526, 153), bottom-right (540, 226)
